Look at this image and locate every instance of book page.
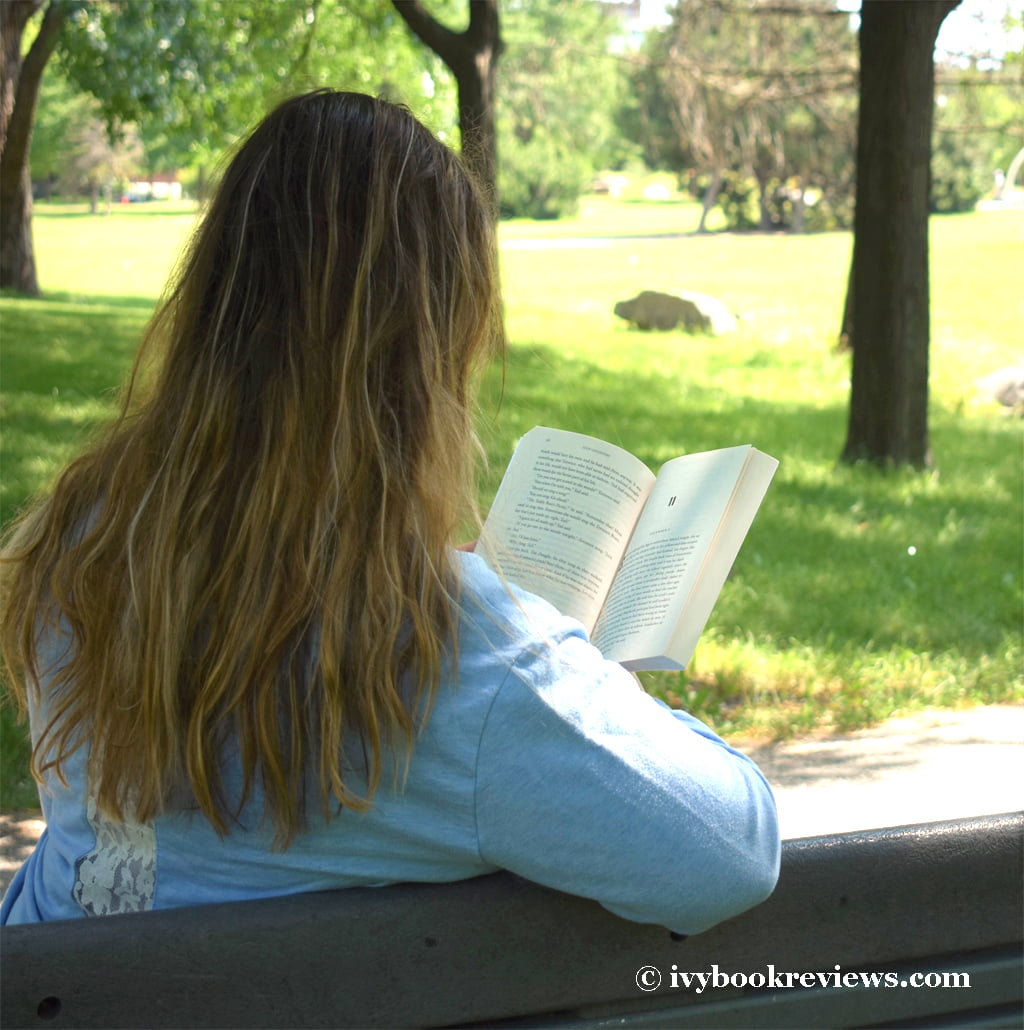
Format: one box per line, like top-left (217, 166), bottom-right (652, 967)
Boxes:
top-left (592, 447), bottom-right (772, 667)
top-left (479, 428), bottom-right (655, 630)
top-left (660, 448), bottom-right (778, 669)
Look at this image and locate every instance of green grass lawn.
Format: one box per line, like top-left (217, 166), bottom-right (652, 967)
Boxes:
top-left (1, 197), bottom-right (1021, 808)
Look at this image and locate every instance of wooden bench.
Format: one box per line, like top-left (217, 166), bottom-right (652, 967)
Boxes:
top-left (2, 811), bottom-right (1021, 1028)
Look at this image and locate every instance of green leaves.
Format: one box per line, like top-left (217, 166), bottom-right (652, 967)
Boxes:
top-left (53, 0), bottom-right (459, 177)
top-left (497, 0), bottom-right (630, 218)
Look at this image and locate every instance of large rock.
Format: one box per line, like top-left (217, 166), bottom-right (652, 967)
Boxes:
top-left (614, 290), bottom-right (738, 335)
top-left (976, 366), bottom-right (1024, 414)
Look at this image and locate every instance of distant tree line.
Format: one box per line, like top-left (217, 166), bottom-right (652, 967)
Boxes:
top-left (7, 1), bottom-right (1021, 246)
top-left (623, 0), bottom-right (1022, 232)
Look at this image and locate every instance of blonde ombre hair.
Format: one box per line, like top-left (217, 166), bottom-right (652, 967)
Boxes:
top-left (1, 91), bottom-right (502, 847)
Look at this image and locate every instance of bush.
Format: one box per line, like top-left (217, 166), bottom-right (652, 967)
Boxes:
top-left (931, 132), bottom-right (988, 214)
top-left (498, 134), bottom-right (592, 221)
top-left (766, 177), bottom-right (855, 233)
top-left (684, 169), bottom-right (855, 233)
top-left (802, 189), bottom-right (855, 232)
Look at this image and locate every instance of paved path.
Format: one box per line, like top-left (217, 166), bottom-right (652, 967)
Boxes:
top-left (745, 703), bottom-right (1024, 839)
top-left (3, 704), bottom-right (1022, 900)
top-left (0, 812), bottom-right (44, 902)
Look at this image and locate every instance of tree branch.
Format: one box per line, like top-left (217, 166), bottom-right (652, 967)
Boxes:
top-left (289, 0), bottom-right (322, 77)
top-left (3, 0), bottom-right (64, 177)
top-left (2, 0), bottom-right (62, 191)
top-left (391, 0), bottom-right (463, 69)
top-left (466, 0), bottom-right (504, 60)
top-left (19, 0), bottom-right (64, 94)
top-left (1, 0), bottom-right (45, 148)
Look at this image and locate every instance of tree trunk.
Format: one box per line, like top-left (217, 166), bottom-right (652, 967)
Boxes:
top-left (792, 184), bottom-right (806, 233)
top-left (1, 0), bottom-right (64, 296)
top-left (756, 171), bottom-right (772, 231)
top-left (392, 0), bottom-right (503, 206)
top-left (838, 255), bottom-right (853, 350)
top-left (840, 0), bottom-right (960, 468)
top-left (696, 167), bottom-right (723, 234)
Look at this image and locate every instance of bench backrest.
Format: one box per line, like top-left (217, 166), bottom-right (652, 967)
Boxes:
top-left (2, 811), bottom-right (1021, 1028)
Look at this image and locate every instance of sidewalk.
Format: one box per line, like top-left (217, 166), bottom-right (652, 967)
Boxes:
top-left (744, 703), bottom-right (1024, 839)
top-left (2, 704), bottom-right (1022, 899)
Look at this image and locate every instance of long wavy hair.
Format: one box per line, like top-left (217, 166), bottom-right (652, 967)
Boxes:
top-left (1, 90), bottom-right (502, 847)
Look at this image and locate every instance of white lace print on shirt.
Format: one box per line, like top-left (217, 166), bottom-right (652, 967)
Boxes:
top-left (73, 796), bottom-right (156, 916)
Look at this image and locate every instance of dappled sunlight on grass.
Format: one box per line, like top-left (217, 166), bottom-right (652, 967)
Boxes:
top-left (1, 202), bottom-right (1021, 805)
top-left (478, 328), bottom-right (1020, 741)
top-left (484, 209), bottom-right (1022, 740)
top-left (0, 298), bottom-right (146, 525)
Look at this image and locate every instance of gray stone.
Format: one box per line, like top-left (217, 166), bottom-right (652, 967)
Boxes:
top-left (976, 366), bottom-right (1024, 413)
top-left (614, 290), bottom-right (738, 335)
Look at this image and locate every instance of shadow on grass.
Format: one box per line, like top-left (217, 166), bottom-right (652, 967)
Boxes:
top-left (1, 302), bottom-right (147, 400)
top-left (2, 289), bottom-right (159, 310)
top-left (1, 297), bottom-right (146, 525)
top-left (0, 701), bottom-right (36, 811)
top-left (1, 294), bottom-right (154, 806)
top-left (481, 341), bottom-right (1022, 662)
top-left (40, 290), bottom-right (162, 309)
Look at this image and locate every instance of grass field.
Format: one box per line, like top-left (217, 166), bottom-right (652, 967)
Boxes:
top-left (1, 196), bottom-right (1021, 808)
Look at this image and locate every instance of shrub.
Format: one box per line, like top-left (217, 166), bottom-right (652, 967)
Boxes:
top-left (498, 133), bottom-right (592, 220)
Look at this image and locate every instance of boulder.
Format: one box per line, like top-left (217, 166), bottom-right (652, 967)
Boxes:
top-left (613, 290), bottom-right (738, 335)
top-left (976, 366), bottom-right (1024, 414)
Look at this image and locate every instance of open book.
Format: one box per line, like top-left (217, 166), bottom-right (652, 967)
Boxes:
top-left (478, 427), bottom-right (779, 671)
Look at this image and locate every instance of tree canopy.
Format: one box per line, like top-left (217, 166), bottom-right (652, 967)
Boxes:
top-left (624, 0), bottom-right (858, 231)
top-left (496, 0), bottom-right (628, 219)
top-left (2, 0), bottom-right (460, 293)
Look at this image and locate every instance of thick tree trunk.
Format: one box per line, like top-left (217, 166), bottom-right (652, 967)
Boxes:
top-left (1, 0), bottom-right (64, 296)
top-left (392, 0), bottom-right (503, 205)
top-left (840, 0), bottom-right (960, 468)
top-left (0, 159), bottom-right (37, 294)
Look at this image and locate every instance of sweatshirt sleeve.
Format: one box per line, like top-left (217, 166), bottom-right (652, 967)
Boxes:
top-left (472, 620), bottom-right (780, 936)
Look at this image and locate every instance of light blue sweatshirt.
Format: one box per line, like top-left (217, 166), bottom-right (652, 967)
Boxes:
top-left (1, 551), bottom-right (780, 933)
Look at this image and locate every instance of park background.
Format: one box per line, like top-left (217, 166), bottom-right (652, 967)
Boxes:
top-left (1, 0), bottom-right (1022, 810)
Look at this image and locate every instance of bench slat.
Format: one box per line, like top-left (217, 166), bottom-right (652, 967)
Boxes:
top-left (1, 812), bottom-right (1021, 1028)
